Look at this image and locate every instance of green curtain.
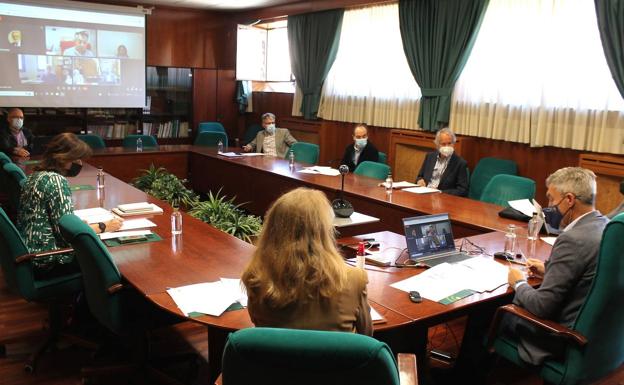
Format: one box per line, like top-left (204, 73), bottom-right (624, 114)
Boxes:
top-left (399, 0), bottom-right (489, 131)
top-left (595, 0), bottom-right (624, 100)
top-left (288, 9), bottom-right (344, 120)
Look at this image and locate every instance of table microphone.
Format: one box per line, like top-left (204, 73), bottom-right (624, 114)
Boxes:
top-left (332, 164), bottom-right (354, 218)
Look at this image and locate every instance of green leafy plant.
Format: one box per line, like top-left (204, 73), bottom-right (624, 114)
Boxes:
top-left (132, 164), bottom-right (197, 208)
top-left (188, 189), bottom-right (262, 243)
top-left (132, 164), bottom-right (168, 191)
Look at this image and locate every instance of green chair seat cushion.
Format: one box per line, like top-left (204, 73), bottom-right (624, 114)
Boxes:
top-left (354, 161), bottom-right (391, 180)
top-left (33, 271), bottom-right (83, 297)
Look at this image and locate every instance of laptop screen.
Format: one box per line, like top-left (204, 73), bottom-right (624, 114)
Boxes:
top-left (403, 213), bottom-right (456, 260)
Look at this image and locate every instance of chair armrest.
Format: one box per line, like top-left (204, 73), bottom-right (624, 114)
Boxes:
top-left (398, 353), bottom-right (418, 385)
top-left (107, 283), bottom-right (124, 295)
top-left (486, 304), bottom-right (587, 353)
top-left (15, 247), bottom-right (74, 264)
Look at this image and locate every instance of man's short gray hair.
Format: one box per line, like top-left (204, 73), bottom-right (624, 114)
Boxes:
top-left (434, 128), bottom-right (456, 146)
top-left (546, 167), bottom-right (596, 205)
top-left (261, 112), bottom-right (275, 121)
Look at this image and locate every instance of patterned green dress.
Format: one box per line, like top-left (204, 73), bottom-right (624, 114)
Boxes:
top-left (17, 171), bottom-right (74, 268)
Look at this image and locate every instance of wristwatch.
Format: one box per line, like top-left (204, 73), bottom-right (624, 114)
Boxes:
top-left (98, 222), bottom-right (106, 233)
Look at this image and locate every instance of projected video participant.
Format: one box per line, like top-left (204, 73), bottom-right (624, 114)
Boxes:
top-left (96, 30), bottom-right (143, 60)
top-left (8, 30), bottom-right (21, 47)
top-left (63, 31), bottom-right (94, 57)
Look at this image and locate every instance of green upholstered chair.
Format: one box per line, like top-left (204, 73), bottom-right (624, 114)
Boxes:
top-left (195, 131), bottom-right (228, 147)
top-left (0, 207), bottom-right (82, 371)
top-left (354, 161), bottom-right (391, 180)
top-left (198, 121), bottom-right (226, 134)
top-left (220, 328), bottom-right (418, 385)
top-left (287, 142), bottom-right (320, 164)
top-left (122, 134), bottom-right (158, 149)
top-left (3, 162), bottom-right (26, 217)
top-left (479, 174), bottom-right (535, 207)
top-left (242, 123), bottom-right (263, 146)
top-left (58, 214), bottom-right (196, 383)
top-left (77, 133), bottom-right (106, 149)
top-left (378, 151), bottom-right (388, 164)
top-left (0, 151), bottom-right (12, 165)
top-left (468, 157), bottom-right (518, 200)
top-left (487, 213), bottom-right (624, 385)
top-left (0, 152), bottom-right (11, 197)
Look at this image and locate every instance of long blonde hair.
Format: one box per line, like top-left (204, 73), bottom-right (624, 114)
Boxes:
top-left (242, 188), bottom-right (348, 309)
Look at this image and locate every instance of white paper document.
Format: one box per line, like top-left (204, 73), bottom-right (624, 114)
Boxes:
top-left (119, 218), bottom-right (156, 231)
top-left (166, 278), bottom-right (247, 317)
top-left (379, 181), bottom-right (418, 189)
top-left (298, 166), bottom-right (341, 176)
top-left (74, 207), bottom-right (114, 224)
top-left (403, 186), bottom-right (441, 194)
top-left (508, 199), bottom-right (535, 217)
top-left (98, 229), bottom-right (152, 240)
top-left (390, 257), bottom-right (508, 302)
top-left (241, 153), bottom-right (264, 157)
top-left (541, 237), bottom-right (557, 246)
top-left (332, 212), bottom-right (379, 228)
top-left (370, 307), bottom-right (384, 322)
top-left (219, 152), bottom-right (244, 158)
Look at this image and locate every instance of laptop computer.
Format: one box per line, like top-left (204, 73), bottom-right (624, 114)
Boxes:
top-left (402, 213), bottom-right (473, 267)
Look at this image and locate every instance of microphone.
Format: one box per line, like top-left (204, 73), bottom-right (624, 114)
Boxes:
top-left (332, 164), bottom-right (354, 218)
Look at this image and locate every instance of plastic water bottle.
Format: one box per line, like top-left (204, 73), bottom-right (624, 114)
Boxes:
top-left (96, 167), bottom-right (105, 189)
top-left (385, 173), bottom-right (393, 195)
top-left (527, 212), bottom-right (540, 241)
top-left (217, 140), bottom-right (224, 154)
top-left (171, 207), bottom-right (182, 235)
top-left (136, 137), bottom-right (143, 152)
top-left (504, 224), bottom-right (517, 257)
top-left (288, 150), bottom-right (295, 169)
top-left (356, 241), bottom-right (366, 269)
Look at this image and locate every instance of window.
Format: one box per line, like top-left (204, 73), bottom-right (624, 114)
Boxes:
top-left (236, 21), bottom-right (292, 82)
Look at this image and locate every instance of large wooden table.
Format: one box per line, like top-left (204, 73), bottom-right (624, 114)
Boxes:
top-left (44, 150), bottom-right (550, 382)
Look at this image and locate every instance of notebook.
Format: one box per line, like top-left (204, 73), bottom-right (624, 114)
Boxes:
top-left (402, 213), bottom-right (472, 267)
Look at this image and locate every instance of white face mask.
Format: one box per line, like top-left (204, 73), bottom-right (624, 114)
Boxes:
top-left (265, 124), bottom-right (275, 134)
top-left (10, 118), bottom-right (23, 130)
top-left (439, 145), bottom-right (454, 158)
top-left (355, 138), bottom-right (367, 149)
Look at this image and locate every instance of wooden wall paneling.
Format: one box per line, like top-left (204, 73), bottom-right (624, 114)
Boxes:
top-left (193, 69), bottom-right (218, 133)
top-left (216, 69), bottom-right (239, 141)
top-left (579, 154), bottom-right (624, 214)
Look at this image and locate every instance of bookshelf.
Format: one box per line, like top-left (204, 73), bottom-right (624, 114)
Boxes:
top-left (21, 66), bottom-right (194, 146)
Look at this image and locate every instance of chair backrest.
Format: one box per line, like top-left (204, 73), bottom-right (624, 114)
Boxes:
top-left (0, 152), bottom-right (11, 195)
top-left (3, 163), bottom-right (26, 212)
top-left (243, 124), bottom-right (263, 145)
top-left (479, 174), bottom-right (535, 206)
top-left (0, 151), bottom-right (12, 165)
top-left (194, 131), bottom-right (228, 147)
top-left (469, 157), bottom-right (518, 200)
top-left (287, 142), bottom-right (319, 164)
top-left (122, 134), bottom-right (158, 149)
top-left (198, 121), bottom-right (225, 134)
top-left (0, 207), bottom-right (38, 300)
top-left (563, 213), bottom-right (624, 384)
top-left (59, 214), bottom-right (125, 334)
top-left (354, 161), bottom-right (391, 180)
top-left (222, 328), bottom-right (400, 385)
top-left (378, 152), bottom-right (388, 164)
top-left (78, 133), bottom-right (106, 149)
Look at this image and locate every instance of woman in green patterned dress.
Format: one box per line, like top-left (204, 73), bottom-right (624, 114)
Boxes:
top-left (17, 132), bottom-right (122, 278)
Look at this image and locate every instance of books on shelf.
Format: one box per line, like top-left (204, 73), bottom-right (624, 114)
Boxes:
top-left (86, 122), bottom-right (138, 139)
top-left (142, 120), bottom-right (189, 138)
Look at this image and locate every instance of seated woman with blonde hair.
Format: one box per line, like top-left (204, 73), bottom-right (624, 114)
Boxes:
top-left (242, 187), bottom-right (372, 335)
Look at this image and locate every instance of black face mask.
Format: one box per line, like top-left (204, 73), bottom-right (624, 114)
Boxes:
top-left (544, 196), bottom-right (573, 231)
top-left (66, 161), bottom-right (82, 177)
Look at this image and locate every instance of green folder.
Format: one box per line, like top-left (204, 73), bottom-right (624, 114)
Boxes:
top-left (104, 232), bottom-right (162, 247)
top-left (438, 289), bottom-right (476, 305)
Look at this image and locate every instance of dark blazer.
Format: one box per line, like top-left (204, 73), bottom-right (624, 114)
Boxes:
top-left (341, 142), bottom-right (379, 172)
top-left (511, 211), bottom-right (609, 365)
top-left (0, 127), bottom-right (33, 156)
top-left (416, 151), bottom-right (468, 196)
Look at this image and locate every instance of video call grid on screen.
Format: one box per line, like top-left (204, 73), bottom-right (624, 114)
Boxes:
top-left (403, 214), bottom-right (456, 259)
top-left (0, 1), bottom-right (146, 108)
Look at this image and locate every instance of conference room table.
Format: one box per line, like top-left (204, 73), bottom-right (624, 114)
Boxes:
top-left (18, 151), bottom-right (550, 382)
top-left (89, 145), bottom-right (528, 238)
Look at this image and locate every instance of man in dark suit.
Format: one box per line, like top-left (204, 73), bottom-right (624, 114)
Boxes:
top-left (0, 107), bottom-right (33, 157)
top-left (507, 167), bottom-right (609, 365)
top-left (340, 123), bottom-right (379, 171)
top-left (415, 128), bottom-right (468, 196)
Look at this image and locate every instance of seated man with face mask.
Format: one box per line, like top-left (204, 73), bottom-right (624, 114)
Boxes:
top-left (242, 112), bottom-right (297, 158)
top-left (1, 107), bottom-right (33, 157)
top-left (416, 127), bottom-right (468, 196)
top-left (340, 123), bottom-right (379, 172)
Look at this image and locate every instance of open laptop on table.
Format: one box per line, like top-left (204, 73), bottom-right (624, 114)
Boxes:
top-left (403, 213), bottom-right (473, 267)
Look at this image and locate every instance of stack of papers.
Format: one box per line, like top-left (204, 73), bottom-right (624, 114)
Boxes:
top-left (390, 257), bottom-right (508, 302)
top-left (112, 202), bottom-right (163, 217)
top-left (99, 229), bottom-right (152, 240)
top-left (298, 166), bottom-right (341, 176)
top-left (378, 181), bottom-right (418, 189)
top-left (509, 199), bottom-right (536, 217)
top-left (74, 207), bottom-right (114, 223)
top-left (403, 186), bottom-right (441, 194)
top-left (166, 278), bottom-right (248, 317)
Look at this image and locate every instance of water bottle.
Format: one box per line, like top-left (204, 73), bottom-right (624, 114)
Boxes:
top-left (356, 241), bottom-right (366, 269)
top-left (171, 207), bottom-right (182, 235)
top-left (528, 212), bottom-right (540, 241)
top-left (217, 140), bottom-right (224, 154)
top-left (96, 167), bottom-right (105, 190)
top-left (136, 137), bottom-right (143, 152)
top-left (504, 224), bottom-right (517, 257)
top-left (288, 150), bottom-right (295, 169)
top-left (385, 173), bottom-right (393, 195)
